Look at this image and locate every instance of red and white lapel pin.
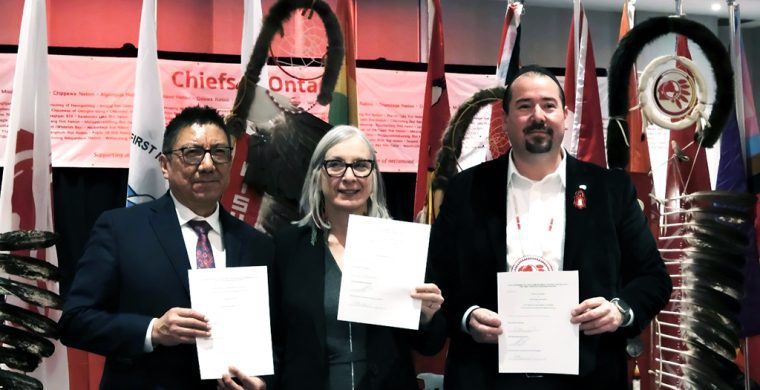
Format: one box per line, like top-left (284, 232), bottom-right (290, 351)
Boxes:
top-left (573, 185), bottom-right (587, 210)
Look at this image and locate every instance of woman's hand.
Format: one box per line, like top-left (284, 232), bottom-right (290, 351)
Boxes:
top-left (412, 283), bottom-right (444, 326)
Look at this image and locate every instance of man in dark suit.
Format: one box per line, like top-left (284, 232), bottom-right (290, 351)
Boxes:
top-left (60, 106), bottom-right (273, 390)
top-left (428, 65), bottom-right (672, 389)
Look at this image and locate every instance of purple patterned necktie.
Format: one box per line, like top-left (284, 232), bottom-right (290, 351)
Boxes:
top-left (187, 220), bottom-right (215, 269)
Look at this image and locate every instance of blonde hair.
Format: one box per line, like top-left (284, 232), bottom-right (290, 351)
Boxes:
top-left (297, 125), bottom-right (390, 231)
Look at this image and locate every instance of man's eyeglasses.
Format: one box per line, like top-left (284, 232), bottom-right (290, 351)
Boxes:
top-left (322, 159), bottom-right (375, 178)
top-left (167, 146), bottom-right (233, 165)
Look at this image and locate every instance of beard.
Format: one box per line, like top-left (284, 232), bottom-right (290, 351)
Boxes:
top-left (523, 124), bottom-right (554, 154)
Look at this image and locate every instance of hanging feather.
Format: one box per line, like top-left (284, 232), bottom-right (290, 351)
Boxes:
top-left (0, 230), bottom-right (62, 387)
top-left (0, 303), bottom-right (59, 339)
top-left (0, 278), bottom-right (62, 309)
top-left (0, 231), bottom-right (58, 252)
top-left (0, 325), bottom-right (55, 358)
top-left (0, 347), bottom-right (41, 372)
top-left (666, 191), bottom-right (756, 389)
top-left (0, 254), bottom-right (61, 282)
top-left (0, 369), bottom-right (42, 390)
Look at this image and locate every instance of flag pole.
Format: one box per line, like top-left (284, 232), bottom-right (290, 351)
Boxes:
top-left (675, 0), bottom-right (684, 17)
top-left (728, 2), bottom-right (752, 388)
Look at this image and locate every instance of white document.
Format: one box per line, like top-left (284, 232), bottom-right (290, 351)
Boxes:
top-left (188, 266), bottom-right (273, 379)
top-left (337, 215), bottom-right (431, 330)
top-left (497, 271), bottom-right (579, 375)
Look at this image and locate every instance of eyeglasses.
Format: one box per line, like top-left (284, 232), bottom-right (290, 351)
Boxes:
top-left (322, 159), bottom-right (375, 178)
top-left (167, 146), bottom-right (233, 165)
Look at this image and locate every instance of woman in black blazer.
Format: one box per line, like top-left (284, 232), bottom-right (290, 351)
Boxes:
top-left (270, 125), bottom-right (447, 390)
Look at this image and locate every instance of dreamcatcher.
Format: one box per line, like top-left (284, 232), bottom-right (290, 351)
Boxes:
top-left (606, 12), bottom-right (747, 390)
top-left (0, 230), bottom-right (61, 390)
top-left (226, 0), bottom-right (344, 234)
top-left (427, 87), bottom-right (505, 219)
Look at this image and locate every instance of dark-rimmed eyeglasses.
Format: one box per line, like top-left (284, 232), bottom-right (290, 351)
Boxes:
top-left (322, 159), bottom-right (375, 178)
top-left (167, 146), bottom-right (233, 165)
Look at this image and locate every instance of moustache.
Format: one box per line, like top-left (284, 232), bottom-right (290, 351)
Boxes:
top-left (523, 123), bottom-right (554, 134)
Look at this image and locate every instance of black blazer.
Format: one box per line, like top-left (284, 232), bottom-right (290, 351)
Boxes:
top-left (428, 154), bottom-right (672, 390)
top-left (272, 225), bottom-right (446, 390)
top-left (60, 194), bottom-right (274, 390)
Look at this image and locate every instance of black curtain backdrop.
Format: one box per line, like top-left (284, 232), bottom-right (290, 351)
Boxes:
top-left (0, 167), bottom-right (414, 298)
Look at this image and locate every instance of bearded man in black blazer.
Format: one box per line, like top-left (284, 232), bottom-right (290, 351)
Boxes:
top-left (60, 106), bottom-right (273, 390)
top-left (428, 65), bottom-right (672, 389)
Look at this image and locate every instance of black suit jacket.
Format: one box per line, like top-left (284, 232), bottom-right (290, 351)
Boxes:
top-left (59, 194), bottom-right (274, 390)
top-left (272, 225), bottom-right (446, 390)
top-left (428, 154), bottom-right (672, 389)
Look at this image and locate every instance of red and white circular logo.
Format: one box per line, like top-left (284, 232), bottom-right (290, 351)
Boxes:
top-left (511, 255), bottom-right (555, 272)
top-left (654, 68), bottom-right (697, 117)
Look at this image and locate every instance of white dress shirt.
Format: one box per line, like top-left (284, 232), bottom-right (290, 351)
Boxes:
top-left (144, 192), bottom-right (227, 352)
top-left (462, 150), bottom-right (567, 333)
top-left (505, 151), bottom-right (567, 272)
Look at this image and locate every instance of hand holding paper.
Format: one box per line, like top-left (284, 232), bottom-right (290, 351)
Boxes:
top-left (337, 215), bottom-right (431, 330)
top-left (570, 297), bottom-right (624, 335)
top-left (469, 308), bottom-right (503, 344)
top-left (151, 307), bottom-right (210, 346)
top-left (411, 283), bottom-right (444, 326)
top-left (189, 266), bottom-right (273, 380)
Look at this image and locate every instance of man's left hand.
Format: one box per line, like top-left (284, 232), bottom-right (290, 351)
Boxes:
top-left (570, 297), bottom-right (622, 335)
top-left (216, 366), bottom-right (266, 390)
top-left (412, 283), bottom-right (444, 326)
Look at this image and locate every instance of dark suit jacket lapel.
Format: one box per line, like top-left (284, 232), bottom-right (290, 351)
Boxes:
top-left (220, 209), bottom-right (243, 268)
top-left (563, 156), bottom-right (587, 271)
top-left (305, 229), bottom-right (328, 356)
top-left (150, 194), bottom-right (192, 296)
top-left (477, 155), bottom-right (509, 273)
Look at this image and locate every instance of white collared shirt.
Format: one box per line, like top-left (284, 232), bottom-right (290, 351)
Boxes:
top-left (506, 151), bottom-right (567, 272)
top-left (145, 193), bottom-right (227, 352)
top-left (170, 191), bottom-right (227, 269)
top-left (461, 151), bottom-right (569, 333)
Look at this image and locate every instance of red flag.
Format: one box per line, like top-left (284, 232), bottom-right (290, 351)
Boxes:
top-left (487, 2), bottom-right (522, 160)
top-left (616, 3), bottom-right (659, 389)
top-left (413, 0), bottom-right (450, 218)
top-left (0, 0), bottom-right (72, 387)
top-left (563, 0), bottom-right (606, 167)
top-left (665, 36), bottom-right (712, 197)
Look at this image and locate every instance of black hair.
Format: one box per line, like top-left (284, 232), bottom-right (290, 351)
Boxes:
top-left (502, 64), bottom-right (566, 113)
top-left (162, 105), bottom-right (230, 155)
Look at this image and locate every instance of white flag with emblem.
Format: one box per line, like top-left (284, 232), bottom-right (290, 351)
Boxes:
top-left (0, 0), bottom-right (70, 387)
top-left (126, 0), bottom-right (167, 206)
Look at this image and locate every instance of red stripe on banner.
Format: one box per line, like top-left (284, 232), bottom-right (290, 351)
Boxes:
top-left (11, 129), bottom-right (36, 230)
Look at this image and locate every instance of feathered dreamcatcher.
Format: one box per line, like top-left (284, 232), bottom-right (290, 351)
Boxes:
top-left (428, 87), bottom-right (505, 218)
top-left (0, 230), bottom-right (61, 390)
top-left (226, 0), bottom-right (344, 234)
top-left (605, 14), bottom-right (749, 389)
top-left (606, 16), bottom-right (734, 169)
